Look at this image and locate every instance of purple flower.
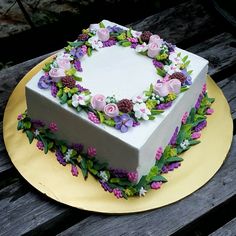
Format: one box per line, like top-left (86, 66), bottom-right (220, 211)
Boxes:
top-left (127, 171), bottom-right (138, 182)
top-left (109, 168), bottom-right (128, 178)
top-left (151, 181), bottom-right (162, 190)
top-left (107, 25), bottom-right (124, 33)
top-left (99, 180), bottom-right (113, 193)
top-left (195, 94), bottom-right (204, 109)
top-left (31, 119), bottom-right (45, 128)
top-left (76, 84), bottom-right (88, 92)
top-left (74, 60), bottom-right (82, 72)
top-left (49, 122), bottom-right (58, 132)
top-left (169, 127), bottom-right (179, 146)
top-left (55, 149), bottom-right (66, 166)
top-left (51, 83), bottom-right (58, 97)
top-left (194, 120), bottom-right (207, 132)
top-left (131, 43), bottom-right (138, 49)
top-left (157, 101), bottom-right (172, 110)
top-left (114, 114), bottom-right (134, 133)
top-left (71, 165), bottom-right (78, 176)
top-left (36, 140), bottom-right (44, 150)
top-left (103, 39), bottom-right (116, 47)
top-left (38, 74), bottom-right (52, 89)
top-left (17, 114), bottom-right (23, 120)
top-left (132, 121), bottom-right (140, 127)
top-left (72, 143), bottom-right (84, 153)
top-left (181, 69), bottom-right (192, 86)
top-left (152, 59), bottom-right (164, 69)
top-left (113, 188), bottom-right (123, 199)
top-left (87, 147), bottom-right (96, 157)
top-left (163, 41), bottom-right (175, 52)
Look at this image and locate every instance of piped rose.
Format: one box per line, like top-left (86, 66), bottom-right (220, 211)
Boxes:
top-left (149, 34), bottom-right (163, 45)
top-left (167, 79), bottom-right (181, 94)
top-left (56, 57), bottom-right (71, 70)
top-left (91, 94), bottom-right (106, 111)
top-left (49, 68), bottom-right (66, 82)
top-left (153, 82), bottom-right (169, 97)
top-left (97, 28), bottom-right (110, 42)
top-left (147, 43), bottom-right (161, 58)
top-left (104, 103), bottom-right (119, 118)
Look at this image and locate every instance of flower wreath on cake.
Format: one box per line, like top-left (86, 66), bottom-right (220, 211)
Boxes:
top-left (17, 21), bottom-right (215, 199)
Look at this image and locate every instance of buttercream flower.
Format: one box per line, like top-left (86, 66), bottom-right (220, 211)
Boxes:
top-left (132, 94), bottom-right (148, 103)
top-left (206, 108), bottom-right (214, 115)
top-left (180, 139), bottom-right (190, 150)
top-left (191, 132), bottom-right (201, 139)
top-left (49, 68), bottom-right (66, 82)
top-left (133, 103), bottom-right (151, 120)
top-left (127, 171), bottom-right (138, 182)
top-left (17, 114), bottom-right (23, 120)
top-left (153, 82), bottom-right (169, 97)
top-left (34, 129), bottom-right (40, 136)
top-left (169, 52), bottom-right (181, 64)
top-left (88, 36), bottom-right (103, 50)
top-left (71, 165), bottom-right (78, 176)
top-left (36, 141), bottom-right (44, 151)
top-left (91, 94), bottom-right (106, 111)
top-left (164, 64), bottom-right (181, 75)
top-left (139, 186), bottom-right (147, 197)
top-left (149, 34), bottom-right (163, 44)
top-left (147, 43), bottom-right (161, 58)
top-left (131, 30), bottom-right (142, 38)
top-left (89, 23), bottom-right (100, 33)
top-left (72, 93), bottom-right (91, 107)
top-left (113, 188), bottom-right (123, 199)
top-left (57, 53), bottom-right (73, 61)
top-left (64, 149), bottom-right (73, 162)
top-left (104, 103), bottom-right (119, 118)
top-left (151, 181), bottom-right (162, 190)
top-left (99, 171), bottom-right (109, 181)
top-left (97, 28), bottom-right (110, 42)
top-left (135, 43), bottom-right (148, 53)
top-left (87, 146), bottom-right (96, 157)
top-left (56, 57), bottom-right (71, 70)
top-left (38, 74), bottom-right (52, 89)
top-left (49, 122), bottom-right (58, 132)
top-left (167, 79), bottom-right (181, 94)
top-left (114, 114), bottom-right (133, 133)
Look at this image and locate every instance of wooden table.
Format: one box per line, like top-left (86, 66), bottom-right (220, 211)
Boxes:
top-left (0, 0), bottom-right (236, 235)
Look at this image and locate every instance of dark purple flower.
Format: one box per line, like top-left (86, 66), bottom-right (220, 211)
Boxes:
top-left (36, 141), bottom-right (44, 150)
top-left (38, 74), bottom-right (52, 89)
top-left (70, 48), bottom-right (76, 57)
top-left (152, 59), bottom-right (164, 69)
top-left (31, 119), bottom-right (45, 128)
top-left (72, 143), bottom-right (84, 153)
top-left (51, 83), bottom-right (58, 97)
top-left (131, 43), bottom-right (138, 49)
top-left (114, 114), bottom-right (134, 133)
top-left (132, 121), bottom-right (140, 127)
top-left (76, 84), bottom-right (88, 92)
top-left (99, 180), bottom-right (113, 193)
top-left (49, 122), bottom-right (58, 132)
top-left (55, 149), bottom-right (66, 166)
top-left (17, 114), bottom-right (23, 120)
top-left (113, 188), bottom-right (123, 199)
top-left (194, 120), bottom-right (207, 132)
top-left (195, 94), bottom-right (204, 109)
top-left (103, 39), bottom-right (116, 47)
top-left (109, 168), bottom-right (128, 178)
top-left (74, 60), bottom-right (82, 72)
top-left (107, 25), bottom-right (124, 33)
top-left (163, 41), bottom-right (175, 52)
top-left (71, 165), bottom-right (78, 176)
top-left (169, 126), bottom-right (179, 145)
top-left (157, 101), bottom-right (172, 110)
top-left (75, 48), bottom-right (84, 59)
top-left (181, 69), bottom-right (192, 86)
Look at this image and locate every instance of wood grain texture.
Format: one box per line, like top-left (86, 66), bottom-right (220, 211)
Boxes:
top-left (209, 217), bottom-right (236, 236)
top-left (129, 0), bottom-right (219, 46)
top-left (59, 135), bottom-right (236, 236)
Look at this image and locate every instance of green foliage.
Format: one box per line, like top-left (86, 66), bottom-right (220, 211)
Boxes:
top-left (26, 130), bottom-right (34, 144)
top-left (165, 156), bottom-right (183, 164)
top-left (68, 41), bottom-right (84, 48)
top-left (156, 67), bottom-right (166, 77)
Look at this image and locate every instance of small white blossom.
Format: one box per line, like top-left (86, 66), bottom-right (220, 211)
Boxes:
top-left (132, 94), bottom-right (148, 103)
top-left (180, 139), bottom-right (190, 150)
top-left (139, 187), bottom-right (147, 197)
top-left (133, 103), bottom-right (151, 120)
top-left (131, 30), bottom-right (142, 38)
top-left (135, 43), bottom-right (148, 53)
top-left (57, 52), bottom-right (73, 61)
top-left (164, 64), bottom-right (181, 75)
top-left (72, 93), bottom-right (91, 107)
top-left (34, 129), bottom-right (40, 136)
top-left (64, 149), bottom-right (73, 162)
top-left (160, 97), bottom-right (164, 102)
top-left (88, 36), bottom-right (103, 50)
top-left (99, 171), bottom-right (108, 182)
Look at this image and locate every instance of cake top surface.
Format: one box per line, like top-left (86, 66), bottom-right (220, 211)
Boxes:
top-left (26, 20), bottom-right (208, 148)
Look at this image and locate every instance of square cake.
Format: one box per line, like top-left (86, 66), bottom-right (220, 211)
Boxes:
top-left (18, 20), bottom-right (214, 198)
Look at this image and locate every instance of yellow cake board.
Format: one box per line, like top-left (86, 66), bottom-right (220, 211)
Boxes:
top-left (3, 56), bottom-right (233, 213)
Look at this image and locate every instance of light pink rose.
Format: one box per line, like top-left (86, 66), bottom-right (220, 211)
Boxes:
top-left (56, 57), bottom-right (71, 70)
top-left (91, 94), bottom-right (106, 111)
top-left (147, 43), bottom-right (161, 58)
top-left (153, 82), bottom-right (169, 97)
top-left (104, 103), bottom-right (119, 118)
top-left (49, 68), bottom-right (66, 82)
top-left (167, 79), bottom-right (181, 94)
top-left (97, 28), bottom-right (110, 42)
top-left (149, 35), bottom-right (163, 45)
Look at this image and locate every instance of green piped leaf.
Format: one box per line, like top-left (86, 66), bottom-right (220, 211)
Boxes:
top-left (165, 156), bottom-right (183, 164)
top-left (156, 67), bottom-right (166, 77)
top-left (104, 119), bottom-right (115, 127)
top-left (26, 130), bottom-right (34, 144)
top-left (87, 47), bottom-right (92, 56)
top-left (97, 111), bottom-right (105, 123)
top-left (150, 175), bottom-right (168, 183)
top-left (68, 41), bottom-right (84, 48)
top-left (182, 55), bottom-right (188, 63)
top-left (99, 21), bottom-right (105, 28)
top-left (151, 109), bottom-right (164, 115)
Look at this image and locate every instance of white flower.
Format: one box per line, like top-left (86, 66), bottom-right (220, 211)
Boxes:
top-left (139, 187), bottom-right (147, 197)
top-left (135, 43), bottom-right (148, 53)
top-left (99, 171), bottom-right (108, 182)
top-left (131, 30), bottom-right (142, 38)
top-left (64, 149), bottom-right (73, 162)
top-left (57, 52), bottom-right (73, 61)
top-left (132, 94), bottom-right (148, 103)
top-left (88, 36), bottom-right (103, 50)
top-left (180, 139), bottom-right (190, 150)
top-left (160, 97), bottom-right (164, 102)
top-left (72, 93), bottom-right (91, 107)
top-left (133, 103), bottom-right (151, 120)
top-left (164, 64), bottom-right (181, 75)
top-left (34, 129), bottom-right (40, 136)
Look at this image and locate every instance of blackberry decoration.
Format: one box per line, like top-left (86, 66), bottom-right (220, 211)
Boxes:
top-left (140, 31), bottom-right (153, 43)
top-left (117, 99), bottom-right (133, 113)
top-left (169, 72), bottom-right (187, 84)
top-left (61, 76), bottom-right (76, 89)
top-left (78, 33), bottom-right (89, 41)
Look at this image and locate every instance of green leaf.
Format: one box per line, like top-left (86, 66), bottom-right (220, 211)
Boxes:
top-left (73, 75), bottom-right (82, 81)
top-left (24, 121), bottom-right (31, 129)
top-left (68, 41), bottom-right (84, 47)
top-left (156, 67), bottom-right (166, 77)
top-left (17, 121), bottom-right (23, 130)
top-left (66, 68), bottom-right (77, 76)
top-left (61, 145), bottom-right (67, 154)
top-left (42, 62), bottom-right (52, 72)
top-left (180, 86), bottom-right (189, 93)
top-left (187, 70), bottom-right (193, 75)
top-left (146, 166), bottom-right (158, 182)
top-left (87, 47), bottom-right (92, 56)
top-left (60, 93), bottom-right (68, 104)
top-left (67, 99), bottom-right (72, 107)
top-left (148, 115), bottom-right (156, 120)
top-left (70, 87), bottom-right (79, 94)
top-left (151, 109), bottom-right (164, 115)
top-left (97, 111), bottom-right (105, 123)
top-left (39, 136), bottom-right (48, 154)
top-left (99, 21), bottom-right (105, 28)
top-left (80, 158), bottom-right (88, 179)
top-left (145, 84), bottom-right (154, 96)
top-left (104, 119), bottom-right (115, 127)
top-left (121, 41), bottom-right (131, 47)
top-left (189, 140), bottom-right (201, 146)
top-left (93, 162), bottom-right (108, 171)
top-left (176, 124), bottom-right (192, 145)
top-left (26, 130), bottom-right (34, 144)
top-left (136, 176), bottom-right (147, 190)
top-left (186, 108), bottom-right (196, 124)
top-left (150, 175), bottom-right (168, 183)
top-left (184, 60), bottom-right (190, 67)
top-left (47, 141), bottom-right (54, 150)
top-left (182, 55), bottom-right (188, 63)
top-left (127, 29), bottom-right (132, 38)
top-left (165, 156), bottom-right (183, 164)
top-left (57, 89), bottom-right (63, 98)
top-left (57, 82), bottom-right (63, 88)
top-left (177, 52), bottom-right (181, 57)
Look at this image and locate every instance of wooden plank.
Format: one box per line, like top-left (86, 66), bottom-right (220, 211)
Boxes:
top-left (209, 218), bottom-right (236, 236)
top-left (187, 33), bottom-right (236, 78)
top-left (0, 178), bottom-right (90, 235)
top-left (129, 0), bottom-right (220, 47)
top-left (58, 135), bottom-right (236, 236)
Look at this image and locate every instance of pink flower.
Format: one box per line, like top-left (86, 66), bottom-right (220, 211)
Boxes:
top-left (36, 140), bottom-right (44, 151)
top-left (182, 112), bottom-right (188, 124)
top-left (49, 68), bottom-right (66, 82)
top-left (147, 43), bottom-right (161, 58)
top-left (56, 57), bottom-right (71, 70)
top-left (191, 132), bottom-right (201, 139)
top-left (81, 45), bottom-right (87, 54)
top-left (49, 122), bottom-right (58, 132)
top-left (127, 171), bottom-right (138, 182)
top-left (167, 79), bottom-right (181, 94)
top-left (17, 114), bottom-right (23, 120)
top-left (155, 147), bottom-right (163, 160)
top-left (97, 28), bottom-right (110, 42)
top-left (151, 181), bottom-right (162, 190)
top-left (71, 165), bottom-right (78, 176)
top-left (87, 146), bottom-right (96, 157)
top-left (149, 34), bottom-right (162, 44)
top-left (162, 74), bottom-right (170, 82)
top-left (202, 83), bottom-right (207, 94)
top-left (91, 94), bottom-right (106, 111)
top-left (206, 108), bottom-right (214, 115)
top-left (104, 103), bottom-right (119, 118)
top-left (127, 37), bottom-right (138, 43)
top-left (88, 112), bottom-right (100, 124)
top-left (113, 188), bottom-right (123, 199)
top-left (153, 82), bottom-right (169, 97)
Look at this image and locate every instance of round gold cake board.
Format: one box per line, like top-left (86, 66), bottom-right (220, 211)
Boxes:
top-left (3, 56), bottom-right (233, 214)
